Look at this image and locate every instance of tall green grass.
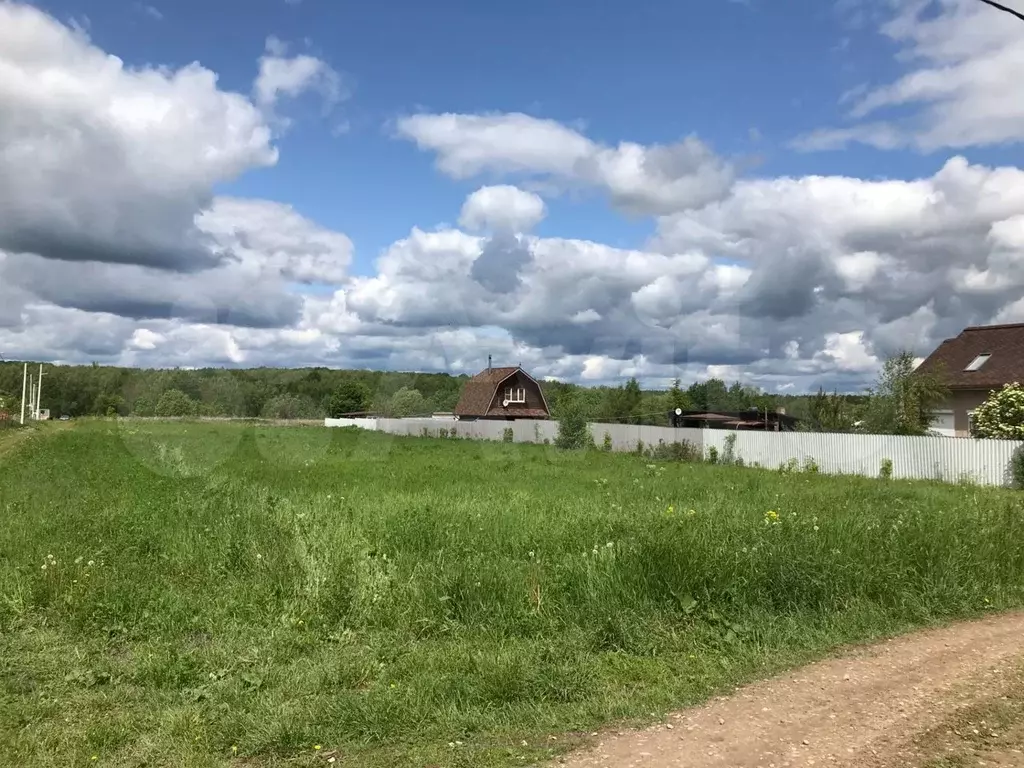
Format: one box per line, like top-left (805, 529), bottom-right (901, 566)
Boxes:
top-left (2, 421), bottom-right (1023, 767)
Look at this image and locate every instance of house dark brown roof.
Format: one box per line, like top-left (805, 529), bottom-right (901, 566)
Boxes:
top-left (453, 366), bottom-right (550, 418)
top-left (916, 323), bottom-right (1024, 390)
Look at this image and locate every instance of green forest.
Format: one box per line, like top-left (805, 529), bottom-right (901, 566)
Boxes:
top-left (0, 360), bottom-right (887, 430)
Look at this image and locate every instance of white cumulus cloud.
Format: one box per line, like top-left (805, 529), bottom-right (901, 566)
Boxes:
top-left (796, 0), bottom-right (1024, 151)
top-left (459, 185), bottom-right (546, 232)
top-left (253, 36), bottom-right (345, 115)
top-left (0, 1), bottom-right (277, 272)
top-left (397, 112), bottom-right (734, 215)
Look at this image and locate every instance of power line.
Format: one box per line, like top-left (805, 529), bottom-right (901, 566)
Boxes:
top-left (977, 0), bottom-right (1024, 23)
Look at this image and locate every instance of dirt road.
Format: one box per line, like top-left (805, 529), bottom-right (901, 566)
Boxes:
top-left (550, 613), bottom-right (1024, 768)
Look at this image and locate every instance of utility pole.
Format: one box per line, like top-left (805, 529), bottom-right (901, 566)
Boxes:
top-left (36, 364), bottom-right (44, 420)
top-left (20, 363), bottom-right (27, 425)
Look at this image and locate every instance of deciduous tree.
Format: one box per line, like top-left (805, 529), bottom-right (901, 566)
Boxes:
top-left (862, 351), bottom-right (949, 436)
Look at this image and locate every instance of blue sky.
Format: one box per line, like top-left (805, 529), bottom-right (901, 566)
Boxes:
top-left (3, 0), bottom-right (1024, 390)
top-left (39, 0), bottom-right (994, 268)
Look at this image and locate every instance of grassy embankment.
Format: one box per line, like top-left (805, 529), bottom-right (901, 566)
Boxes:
top-left (2, 420), bottom-right (1023, 767)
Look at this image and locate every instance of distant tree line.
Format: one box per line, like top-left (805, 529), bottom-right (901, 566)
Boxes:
top-left (0, 364), bottom-right (466, 421)
top-left (0, 349), bottom-right (951, 437)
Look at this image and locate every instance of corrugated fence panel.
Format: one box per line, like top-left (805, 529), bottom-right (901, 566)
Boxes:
top-left (587, 423), bottom-right (704, 452)
top-left (332, 417), bottom-right (1021, 487)
top-left (324, 418), bottom-right (377, 429)
top-left (701, 430), bottom-right (1022, 486)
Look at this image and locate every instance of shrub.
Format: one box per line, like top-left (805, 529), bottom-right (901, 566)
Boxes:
top-left (803, 457), bottom-right (820, 474)
top-left (648, 440), bottom-right (701, 463)
top-left (722, 433), bottom-right (738, 465)
top-left (1010, 446), bottom-right (1024, 489)
top-left (634, 439), bottom-right (645, 456)
top-left (502, 427), bottom-right (514, 443)
top-left (880, 458), bottom-right (893, 480)
top-left (971, 383), bottom-right (1024, 439)
top-left (554, 393), bottom-right (591, 450)
top-left (707, 446), bottom-right (719, 464)
top-left (131, 395), bottom-right (155, 417)
top-left (603, 432), bottom-right (613, 452)
top-left (261, 394), bottom-right (321, 420)
top-left (328, 381), bottom-right (370, 418)
top-left (778, 457), bottom-right (800, 474)
top-left (154, 389), bottom-right (197, 418)
top-left (92, 393), bottom-right (126, 417)
top-left (387, 387), bottom-right (429, 418)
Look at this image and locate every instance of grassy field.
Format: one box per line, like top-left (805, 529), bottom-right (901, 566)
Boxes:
top-left (2, 420), bottom-right (1024, 767)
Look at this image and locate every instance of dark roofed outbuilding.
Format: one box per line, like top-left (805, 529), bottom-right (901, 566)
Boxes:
top-left (453, 364), bottom-right (551, 421)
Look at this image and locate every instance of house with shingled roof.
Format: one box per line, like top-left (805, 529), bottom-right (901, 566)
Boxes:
top-left (915, 323), bottom-right (1024, 437)
top-left (453, 359), bottom-right (551, 421)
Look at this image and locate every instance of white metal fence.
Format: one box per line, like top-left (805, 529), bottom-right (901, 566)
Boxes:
top-left (325, 417), bottom-right (1023, 486)
top-left (702, 430), bottom-right (1022, 486)
top-left (324, 417), bottom-right (378, 429)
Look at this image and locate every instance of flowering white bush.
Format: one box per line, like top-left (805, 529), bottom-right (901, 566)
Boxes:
top-left (971, 382), bottom-right (1024, 439)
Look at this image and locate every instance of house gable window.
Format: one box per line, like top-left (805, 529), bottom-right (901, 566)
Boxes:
top-left (965, 353), bottom-right (991, 371)
top-left (504, 386), bottom-right (526, 404)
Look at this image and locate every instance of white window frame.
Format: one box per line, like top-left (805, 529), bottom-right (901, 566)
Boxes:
top-left (504, 386), bottom-right (526, 404)
top-left (964, 353), bottom-right (991, 372)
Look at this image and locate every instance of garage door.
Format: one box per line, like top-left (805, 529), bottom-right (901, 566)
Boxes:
top-left (929, 410), bottom-right (955, 437)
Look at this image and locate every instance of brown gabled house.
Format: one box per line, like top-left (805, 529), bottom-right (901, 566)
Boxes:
top-left (454, 361), bottom-right (551, 421)
top-left (915, 322), bottom-right (1024, 437)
